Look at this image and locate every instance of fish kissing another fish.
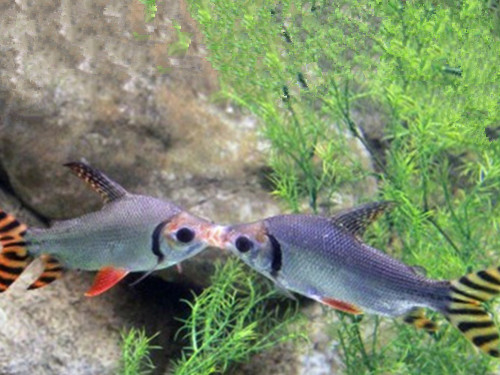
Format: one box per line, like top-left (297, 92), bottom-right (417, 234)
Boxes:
top-left (1, 164), bottom-right (498, 358)
top-left (205, 201), bottom-right (500, 357)
top-left (0, 162), bottom-right (214, 297)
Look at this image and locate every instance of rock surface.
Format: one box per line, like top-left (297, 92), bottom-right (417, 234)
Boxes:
top-left (233, 302), bottom-right (346, 375)
top-left (0, 0), bottom-right (282, 374)
top-left (0, 0), bottom-right (377, 374)
top-left (0, 0), bottom-right (274, 219)
top-left (0, 0), bottom-right (283, 286)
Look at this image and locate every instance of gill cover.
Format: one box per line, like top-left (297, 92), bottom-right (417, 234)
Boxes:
top-left (132, 213), bottom-right (211, 287)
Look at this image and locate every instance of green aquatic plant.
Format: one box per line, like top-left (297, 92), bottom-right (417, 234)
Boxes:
top-left (138, 0), bottom-right (157, 22)
top-left (171, 258), bottom-right (305, 375)
top-left (119, 328), bottom-right (160, 375)
top-left (186, 0), bottom-right (500, 373)
top-left (167, 20), bottom-right (193, 57)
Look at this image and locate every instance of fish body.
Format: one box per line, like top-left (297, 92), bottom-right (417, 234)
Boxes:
top-left (0, 162), bottom-right (213, 296)
top-left (240, 214), bottom-right (449, 317)
top-left (207, 202), bottom-right (500, 357)
top-left (29, 195), bottom-right (183, 271)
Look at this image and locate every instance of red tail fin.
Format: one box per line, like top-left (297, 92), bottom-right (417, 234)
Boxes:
top-left (0, 209), bottom-right (31, 292)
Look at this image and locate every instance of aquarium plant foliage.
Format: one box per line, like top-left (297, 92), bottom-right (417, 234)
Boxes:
top-left (126, 0), bottom-right (500, 373)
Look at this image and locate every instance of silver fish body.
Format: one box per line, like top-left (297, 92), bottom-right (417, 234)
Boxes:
top-left (29, 195), bottom-right (198, 271)
top-left (207, 201), bottom-right (500, 357)
top-left (0, 162), bottom-right (213, 296)
top-left (232, 214), bottom-right (448, 316)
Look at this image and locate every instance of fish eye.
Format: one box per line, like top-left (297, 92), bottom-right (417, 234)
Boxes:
top-left (175, 227), bottom-right (195, 243)
top-left (235, 236), bottom-right (253, 253)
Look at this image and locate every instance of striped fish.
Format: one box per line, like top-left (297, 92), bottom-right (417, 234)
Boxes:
top-left (0, 162), bottom-right (214, 296)
top-left (205, 201), bottom-right (500, 357)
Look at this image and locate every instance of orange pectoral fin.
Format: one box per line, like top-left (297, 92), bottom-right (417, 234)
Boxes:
top-left (85, 267), bottom-right (129, 297)
top-left (320, 297), bottom-right (363, 315)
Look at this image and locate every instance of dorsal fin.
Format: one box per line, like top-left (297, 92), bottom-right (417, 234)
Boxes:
top-left (330, 201), bottom-right (395, 238)
top-left (64, 162), bottom-right (128, 203)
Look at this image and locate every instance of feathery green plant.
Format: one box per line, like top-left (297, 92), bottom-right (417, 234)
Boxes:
top-left (138, 0), bottom-right (157, 22)
top-left (171, 258), bottom-right (305, 375)
top-left (119, 328), bottom-right (160, 375)
top-left (185, 0), bottom-right (500, 373)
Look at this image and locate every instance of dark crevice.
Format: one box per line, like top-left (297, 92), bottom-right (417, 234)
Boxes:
top-left (0, 170), bottom-right (51, 226)
top-left (122, 273), bottom-right (203, 375)
top-left (485, 126), bottom-right (500, 142)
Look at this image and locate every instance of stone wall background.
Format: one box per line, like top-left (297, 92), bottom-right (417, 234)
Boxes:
top-left (0, 1), bottom-right (284, 373)
top-left (0, 1), bottom-right (377, 374)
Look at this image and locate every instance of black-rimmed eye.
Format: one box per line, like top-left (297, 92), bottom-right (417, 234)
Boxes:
top-left (235, 236), bottom-right (253, 253)
top-left (176, 227), bottom-right (195, 243)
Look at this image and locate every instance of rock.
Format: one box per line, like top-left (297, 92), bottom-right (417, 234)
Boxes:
top-left (0, 0), bottom-right (283, 288)
top-left (0, 0), bottom-right (273, 221)
top-left (233, 302), bottom-right (345, 375)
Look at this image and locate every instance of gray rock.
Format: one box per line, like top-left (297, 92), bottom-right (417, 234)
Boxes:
top-left (232, 303), bottom-right (345, 375)
top-left (0, 0), bottom-right (282, 374)
top-left (0, 0), bottom-right (282, 289)
top-left (0, 0), bottom-right (274, 221)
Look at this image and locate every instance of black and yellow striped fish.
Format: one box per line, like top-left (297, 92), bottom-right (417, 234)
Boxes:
top-left (0, 211), bottom-right (32, 291)
top-left (447, 268), bottom-right (500, 356)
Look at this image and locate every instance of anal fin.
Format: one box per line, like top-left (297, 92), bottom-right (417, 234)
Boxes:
top-left (320, 297), bottom-right (363, 315)
top-left (85, 266), bottom-right (129, 297)
top-left (403, 307), bottom-right (437, 333)
top-left (28, 255), bottom-right (64, 290)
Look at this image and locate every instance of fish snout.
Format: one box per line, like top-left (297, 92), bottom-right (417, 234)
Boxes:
top-left (200, 224), bottom-right (231, 250)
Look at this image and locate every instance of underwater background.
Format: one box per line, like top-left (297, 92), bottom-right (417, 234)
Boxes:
top-left (0, 0), bottom-right (499, 374)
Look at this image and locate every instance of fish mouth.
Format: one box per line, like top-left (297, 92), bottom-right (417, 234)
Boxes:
top-left (201, 224), bottom-right (230, 250)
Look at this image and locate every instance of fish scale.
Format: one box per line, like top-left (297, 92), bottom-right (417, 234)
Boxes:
top-left (29, 195), bottom-right (182, 270)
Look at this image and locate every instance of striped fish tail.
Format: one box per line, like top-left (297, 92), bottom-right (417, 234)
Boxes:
top-left (0, 208), bottom-right (31, 292)
top-left (445, 267), bottom-right (500, 357)
top-left (28, 255), bottom-right (64, 290)
top-left (403, 307), bottom-right (438, 333)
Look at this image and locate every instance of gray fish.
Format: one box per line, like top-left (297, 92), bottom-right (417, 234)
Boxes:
top-left (0, 162), bottom-right (214, 296)
top-left (206, 202), bottom-right (500, 357)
